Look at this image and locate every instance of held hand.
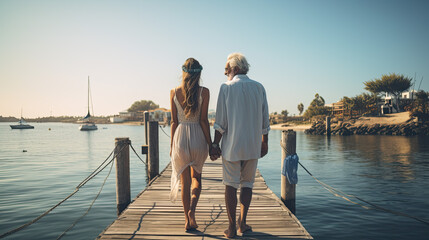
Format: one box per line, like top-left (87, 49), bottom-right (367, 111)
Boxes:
top-left (209, 146), bottom-right (221, 161)
top-left (209, 146), bottom-right (216, 160)
top-left (261, 142), bottom-right (268, 158)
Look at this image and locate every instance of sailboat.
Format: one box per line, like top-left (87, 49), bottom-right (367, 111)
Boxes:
top-left (10, 109), bottom-right (34, 129)
top-left (79, 77), bottom-right (98, 131)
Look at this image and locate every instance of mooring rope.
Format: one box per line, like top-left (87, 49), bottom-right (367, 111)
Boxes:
top-left (159, 125), bottom-right (171, 138)
top-left (280, 143), bottom-right (429, 226)
top-left (57, 158), bottom-right (115, 239)
top-left (130, 143), bottom-right (147, 166)
top-left (77, 148), bottom-right (114, 189)
top-left (0, 143), bottom-right (128, 239)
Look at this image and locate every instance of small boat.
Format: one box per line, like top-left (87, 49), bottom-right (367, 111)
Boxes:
top-left (10, 109), bottom-right (34, 129)
top-left (79, 76), bottom-right (98, 131)
top-left (79, 121), bottom-right (98, 131)
top-left (10, 118), bottom-right (34, 129)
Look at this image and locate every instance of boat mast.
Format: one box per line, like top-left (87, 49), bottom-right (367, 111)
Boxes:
top-left (87, 76), bottom-right (90, 117)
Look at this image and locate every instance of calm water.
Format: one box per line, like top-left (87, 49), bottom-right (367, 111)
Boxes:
top-left (0, 122), bottom-right (428, 239)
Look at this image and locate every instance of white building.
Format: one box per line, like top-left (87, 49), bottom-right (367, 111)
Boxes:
top-left (149, 108), bottom-right (171, 122)
top-left (382, 90), bottom-right (417, 114)
top-left (110, 111), bottom-right (137, 123)
top-left (110, 116), bottom-right (125, 123)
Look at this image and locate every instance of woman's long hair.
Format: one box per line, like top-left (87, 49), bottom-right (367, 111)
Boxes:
top-left (181, 58), bottom-right (202, 118)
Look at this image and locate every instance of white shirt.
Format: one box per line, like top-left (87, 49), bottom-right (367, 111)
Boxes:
top-left (214, 74), bottom-right (270, 161)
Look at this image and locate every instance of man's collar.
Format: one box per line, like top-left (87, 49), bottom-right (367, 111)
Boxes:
top-left (232, 74), bottom-right (249, 81)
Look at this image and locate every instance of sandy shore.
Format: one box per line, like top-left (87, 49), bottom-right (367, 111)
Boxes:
top-left (270, 112), bottom-right (413, 131)
top-left (270, 123), bottom-right (312, 131)
top-left (351, 112), bottom-right (413, 125)
top-left (115, 121), bottom-right (144, 125)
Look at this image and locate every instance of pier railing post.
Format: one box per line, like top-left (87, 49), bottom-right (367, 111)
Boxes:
top-left (148, 121), bottom-right (159, 180)
top-left (281, 130), bottom-right (296, 214)
top-left (115, 137), bottom-right (131, 216)
top-left (144, 111), bottom-right (150, 165)
top-left (326, 116), bottom-right (331, 136)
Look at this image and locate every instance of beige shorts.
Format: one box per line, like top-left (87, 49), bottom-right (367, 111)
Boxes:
top-left (222, 159), bottom-right (258, 189)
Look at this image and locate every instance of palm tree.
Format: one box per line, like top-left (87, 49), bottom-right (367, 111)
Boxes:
top-left (297, 103), bottom-right (304, 116)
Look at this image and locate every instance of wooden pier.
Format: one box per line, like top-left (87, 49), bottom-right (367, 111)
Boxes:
top-left (98, 160), bottom-right (313, 239)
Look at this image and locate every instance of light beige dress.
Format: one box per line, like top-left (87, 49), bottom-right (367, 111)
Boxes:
top-left (170, 88), bottom-right (209, 202)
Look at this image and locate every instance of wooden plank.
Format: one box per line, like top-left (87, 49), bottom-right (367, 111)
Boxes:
top-left (98, 159), bottom-right (313, 239)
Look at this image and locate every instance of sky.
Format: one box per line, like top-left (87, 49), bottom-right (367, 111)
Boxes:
top-left (1, 0), bottom-right (428, 118)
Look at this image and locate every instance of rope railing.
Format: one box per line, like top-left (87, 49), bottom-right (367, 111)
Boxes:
top-left (130, 143), bottom-right (147, 166)
top-left (281, 143), bottom-right (429, 226)
top-left (0, 139), bottom-right (148, 239)
top-left (56, 157), bottom-right (115, 240)
top-left (159, 125), bottom-right (171, 138)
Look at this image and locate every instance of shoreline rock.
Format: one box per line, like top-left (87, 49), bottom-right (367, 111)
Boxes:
top-left (305, 119), bottom-right (429, 136)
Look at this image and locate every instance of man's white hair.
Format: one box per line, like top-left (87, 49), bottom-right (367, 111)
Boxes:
top-left (227, 52), bottom-right (250, 74)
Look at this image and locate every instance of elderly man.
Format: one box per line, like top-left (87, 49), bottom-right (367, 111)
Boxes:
top-left (211, 53), bottom-right (270, 238)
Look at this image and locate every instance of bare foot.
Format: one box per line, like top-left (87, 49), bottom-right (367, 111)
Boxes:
top-left (188, 210), bottom-right (199, 229)
top-left (185, 218), bottom-right (191, 232)
top-left (237, 216), bottom-right (252, 233)
top-left (224, 227), bottom-right (237, 238)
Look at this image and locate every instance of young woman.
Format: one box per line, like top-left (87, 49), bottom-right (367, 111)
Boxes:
top-left (170, 58), bottom-right (212, 231)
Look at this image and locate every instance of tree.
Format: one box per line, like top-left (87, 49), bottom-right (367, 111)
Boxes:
top-left (342, 93), bottom-right (381, 118)
top-left (281, 110), bottom-right (289, 117)
top-left (410, 90), bottom-right (429, 122)
top-left (303, 93), bottom-right (330, 119)
top-left (310, 93), bottom-right (325, 107)
top-left (128, 100), bottom-right (159, 112)
top-left (297, 103), bottom-right (304, 115)
top-left (342, 96), bottom-right (354, 118)
top-left (364, 73), bottom-right (412, 112)
top-left (281, 109), bottom-right (289, 121)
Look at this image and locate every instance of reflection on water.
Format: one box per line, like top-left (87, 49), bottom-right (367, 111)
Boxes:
top-left (302, 134), bottom-right (428, 182)
top-left (337, 135), bottom-right (427, 182)
top-left (1, 124), bottom-right (428, 240)
top-left (85, 131), bottom-right (94, 170)
top-left (262, 131), bottom-right (429, 240)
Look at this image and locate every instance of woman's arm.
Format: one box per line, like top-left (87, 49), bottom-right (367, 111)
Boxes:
top-left (170, 89), bottom-right (178, 155)
top-left (199, 87), bottom-right (212, 146)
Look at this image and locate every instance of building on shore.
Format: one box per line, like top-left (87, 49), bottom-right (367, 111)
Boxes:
top-left (382, 90), bottom-right (417, 114)
top-left (148, 108), bottom-right (171, 123)
top-left (111, 108), bottom-right (216, 125)
top-left (110, 111), bottom-right (142, 123)
top-left (110, 116), bottom-right (125, 123)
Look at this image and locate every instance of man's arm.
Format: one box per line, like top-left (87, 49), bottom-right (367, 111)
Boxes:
top-left (214, 130), bottom-right (223, 145)
top-left (211, 84), bottom-right (227, 160)
top-left (210, 130), bottom-right (223, 160)
top-left (261, 134), bottom-right (268, 158)
top-left (261, 86), bottom-right (270, 158)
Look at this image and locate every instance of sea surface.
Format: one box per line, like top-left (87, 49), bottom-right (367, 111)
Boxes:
top-left (0, 122), bottom-right (428, 240)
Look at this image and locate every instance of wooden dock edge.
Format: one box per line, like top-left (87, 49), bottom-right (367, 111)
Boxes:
top-left (97, 161), bottom-right (313, 239)
top-left (257, 170), bottom-right (313, 239)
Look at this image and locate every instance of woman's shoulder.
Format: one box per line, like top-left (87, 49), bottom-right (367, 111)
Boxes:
top-left (170, 87), bottom-right (180, 96)
top-left (200, 86), bottom-right (210, 97)
top-left (200, 86), bottom-right (210, 93)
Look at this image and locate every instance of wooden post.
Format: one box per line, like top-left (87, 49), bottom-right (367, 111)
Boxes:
top-left (281, 130), bottom-right (296, 214)
top-left (115, 137), bottom-right (130, 216)
top-left (144, 111), bottom-right (149, 165)
top-left (148, 121), bottom-right (159, 180)
top-left (144, 111), bottom-right (150, 144)
top-left (326, 116), bottom-right (331, 136)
